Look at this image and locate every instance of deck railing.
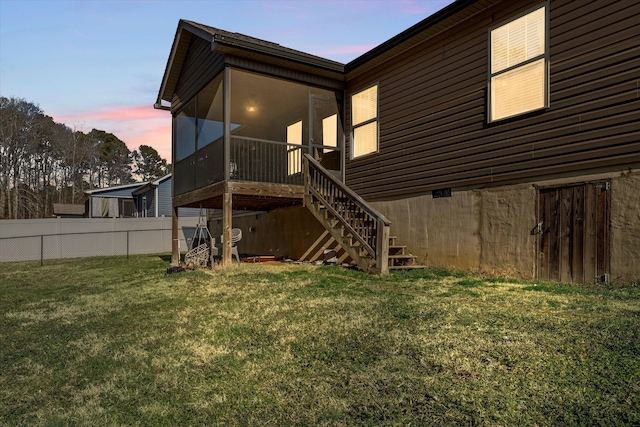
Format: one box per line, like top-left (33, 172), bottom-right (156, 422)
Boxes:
top-left (174, 137), bottom-right (309, 196)
top-left (230, 136), bottom-right (307, 185)
top-left (304, 154), bottom-right (390, 272)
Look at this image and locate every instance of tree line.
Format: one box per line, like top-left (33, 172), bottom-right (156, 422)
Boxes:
top-left (0, 96), bottom-right (169, 219)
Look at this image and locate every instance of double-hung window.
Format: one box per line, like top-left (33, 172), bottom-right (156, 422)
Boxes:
top-left (351, 84), bottom-right (378, 158)
top-left (489, 5), bottom-right (548, 122)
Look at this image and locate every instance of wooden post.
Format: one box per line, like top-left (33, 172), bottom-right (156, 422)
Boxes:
top-left (222, 65), bottom-right (233, 268)
top-left (222, 189), bottom-right (232, 267)
top-left (171, 205), bottom-right (179, 265)
top-left (376, 218), bottom-right (390, 275)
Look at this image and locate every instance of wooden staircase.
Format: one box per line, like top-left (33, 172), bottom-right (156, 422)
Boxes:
top-left (303, 154), bottom-right (418, 274)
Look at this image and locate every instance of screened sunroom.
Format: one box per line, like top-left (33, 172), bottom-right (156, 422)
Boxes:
top-left (156, 20), bottom-right (346, 263)
top-left (174, 68), bottom-right (343, 200)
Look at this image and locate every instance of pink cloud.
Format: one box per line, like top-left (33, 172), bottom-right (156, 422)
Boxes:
top-left (52, 105), bottom-right (172, 161)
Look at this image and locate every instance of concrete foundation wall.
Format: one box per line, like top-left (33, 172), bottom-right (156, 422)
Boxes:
top-left (208, 170), bottom-right (639, 282)
top-left (610, 172), bottom-right (640, 283)
top-left (371, 192), bottom-right (483, 271)
top-left (478, 186), bottom-right (537, 279)
top-left (371, 185), bottom-right (536, 278)
top-left (209, 206), bottom-right (326, 260)
top-left (370, 171), bottom-right (639, 282)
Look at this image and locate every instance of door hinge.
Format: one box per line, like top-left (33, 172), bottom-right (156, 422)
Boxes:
top-left (597, 182), bottom-right (611, 190)
top-left (597, 273), bottom-right (609, 284)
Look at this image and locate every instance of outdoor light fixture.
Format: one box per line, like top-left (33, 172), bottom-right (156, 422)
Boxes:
top-left (246, 98), bottom-right (258, 114)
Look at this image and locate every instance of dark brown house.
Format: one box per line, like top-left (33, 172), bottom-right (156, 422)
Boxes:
top-left (156, 0), bottom-right (640, 282)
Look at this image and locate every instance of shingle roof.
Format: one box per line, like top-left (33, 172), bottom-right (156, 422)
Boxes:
top-left (156, 0), bottom-right (486, 105)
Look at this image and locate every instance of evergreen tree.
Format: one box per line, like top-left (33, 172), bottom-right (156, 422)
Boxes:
top-left (132, 145), bottom-right (168, 182)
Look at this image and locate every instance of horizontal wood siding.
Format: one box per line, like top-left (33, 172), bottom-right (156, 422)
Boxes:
top-left (171, 38), bottom-right (343, 114)
top-left (344, 0), bottom-right (640, 200)
top-left (171, 36), bottom-right (225, 113)
top-left (224, 56), bottom-right (344, 90)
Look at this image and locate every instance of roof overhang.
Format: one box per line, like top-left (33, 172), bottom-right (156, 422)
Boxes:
top-left (155, 1), bottom-right (491, 106)
top-left (85, 182), bottom-right (143, 195)
top-left (155, 20), bottom-right (345, 109)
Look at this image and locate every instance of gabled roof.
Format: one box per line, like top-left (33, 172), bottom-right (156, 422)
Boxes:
top-left (156, 0), bottom-right (490, 106)
top-left (155, 20), bottom-right (344, 108)
top-left (131, 173), bottom-right (172, 196)
top-left (86, 175), bottom-right (172, 198)
top-left (85, 182), bottom-right (142, 196)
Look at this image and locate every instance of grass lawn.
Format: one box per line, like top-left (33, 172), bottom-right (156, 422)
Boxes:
top-left (1, 255), bottom-right (639, 426)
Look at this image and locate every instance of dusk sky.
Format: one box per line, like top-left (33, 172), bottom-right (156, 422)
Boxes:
top-left (0, 0), bottom-right (454, 161)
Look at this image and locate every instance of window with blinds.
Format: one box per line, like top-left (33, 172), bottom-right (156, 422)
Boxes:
top-left (351, 84), bottom-right (378, 158)
top-left (489, 5), bottom-right (547, 122)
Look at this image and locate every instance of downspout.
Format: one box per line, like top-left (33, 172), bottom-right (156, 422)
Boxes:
top-left (155, 185), bottom-right (159, 217)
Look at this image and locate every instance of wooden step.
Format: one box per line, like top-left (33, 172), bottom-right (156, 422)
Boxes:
top-left (389, 264), bottom-right (427, 270)
top-left (388, 254), bottom-right (417, 261)
top-left (389, 245), bottom-right (407, 255)
top-left (388, 254), bottom-right (417, 267)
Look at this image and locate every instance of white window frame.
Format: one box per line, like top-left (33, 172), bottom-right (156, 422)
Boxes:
top-left (488, 4), bottom-right (549, 123)
top-left (350, 83), bottom-right (379, 159)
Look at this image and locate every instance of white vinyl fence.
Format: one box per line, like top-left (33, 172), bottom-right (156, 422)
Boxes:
top-left (0, 217), bottom-right (200, 264)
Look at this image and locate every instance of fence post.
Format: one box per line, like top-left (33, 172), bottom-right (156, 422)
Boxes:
top-left (127, 230), bottom-right (129, 259)
top-left (41, 235), bottom-right (44, 266)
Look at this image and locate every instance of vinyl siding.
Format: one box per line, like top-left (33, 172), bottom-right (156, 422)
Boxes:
top-left (344, 0), bottom-right (640, 201)
top-left (171, 36), bottom-right (225, 113)
top-left (157, 178), bottom-right (172, 217)
top-left (138, 189), bottom-right (155, 218)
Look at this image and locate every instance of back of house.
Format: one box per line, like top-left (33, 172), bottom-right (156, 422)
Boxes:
top-left (158, 0), bottom-right (639, 283)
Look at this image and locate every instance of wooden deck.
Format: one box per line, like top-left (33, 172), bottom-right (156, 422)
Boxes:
top-left (173, 180), bottom-right (304, 211)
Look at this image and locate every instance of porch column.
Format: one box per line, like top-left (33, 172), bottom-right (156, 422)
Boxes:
top-left (171, 204), bottom-right (179, 265)
top-left (222, 189), bottom-right (232, 267)
top-left (222, 65), bottom-right (233, 267)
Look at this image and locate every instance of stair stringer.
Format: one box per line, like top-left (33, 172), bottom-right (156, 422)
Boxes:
top-left (304, 194), bottom-right (376, 273)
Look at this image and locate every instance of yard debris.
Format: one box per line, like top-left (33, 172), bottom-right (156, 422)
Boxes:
top-left (166, 266), bottom-right (185, 274)
top-left (241, 255), bottom-right (278, 263)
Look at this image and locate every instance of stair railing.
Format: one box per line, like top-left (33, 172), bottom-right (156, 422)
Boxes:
top-left (303, 154), bottom-right (390, 274)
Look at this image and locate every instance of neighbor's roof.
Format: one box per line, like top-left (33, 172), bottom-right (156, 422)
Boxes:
top-left (52, 203), bottom-right (85, 216)
top-left (131, 173), bottom-right (172, 196)
top-left (84, 182), bottom-right (142, 196)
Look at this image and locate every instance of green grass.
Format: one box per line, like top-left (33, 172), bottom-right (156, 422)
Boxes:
top-left (1, 255), bottom-right (639, 426)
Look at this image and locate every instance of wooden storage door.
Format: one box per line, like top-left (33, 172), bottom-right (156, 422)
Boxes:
top-left (537, 182), bottom-right (610, 284)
